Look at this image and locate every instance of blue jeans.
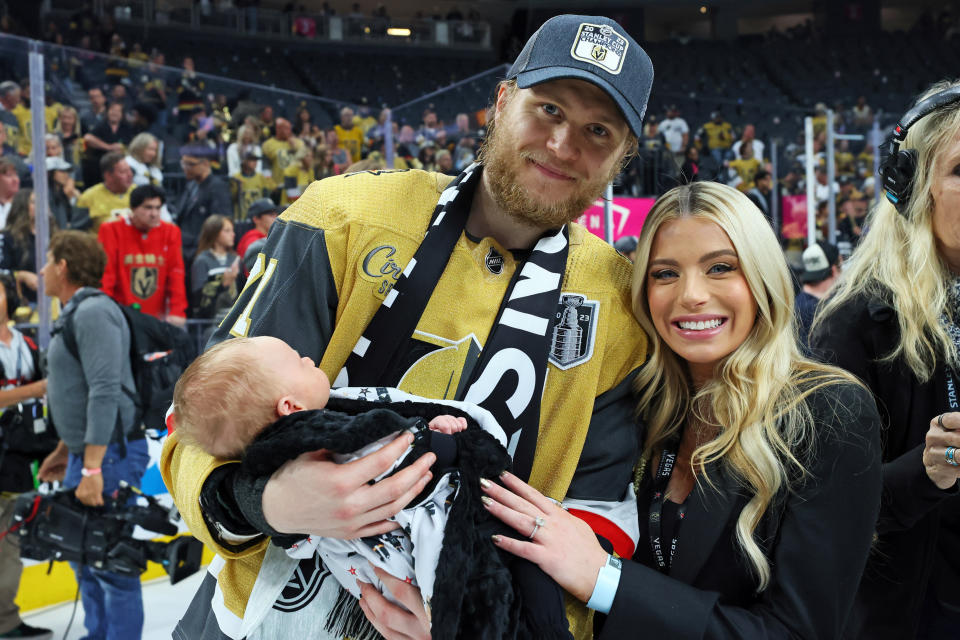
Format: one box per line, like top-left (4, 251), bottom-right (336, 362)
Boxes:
top-left (64, 439), bottom-right (150, 640)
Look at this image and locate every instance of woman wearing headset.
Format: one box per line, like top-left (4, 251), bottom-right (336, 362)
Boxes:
top-left (812, 79), bottom-right (960, 639)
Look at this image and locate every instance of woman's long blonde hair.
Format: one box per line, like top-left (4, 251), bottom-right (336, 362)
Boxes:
top-left (813, 79), bottom-right (960, 382)
top-left (632, 182), bottom-right (859, 591)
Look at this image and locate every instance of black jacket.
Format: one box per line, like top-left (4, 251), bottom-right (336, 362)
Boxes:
top-left (598, 382), bottom-right (882, 640)
top-left (174, 173), bottom-right (233, 263)
top-left (811, 293), bottom-right (960, 639)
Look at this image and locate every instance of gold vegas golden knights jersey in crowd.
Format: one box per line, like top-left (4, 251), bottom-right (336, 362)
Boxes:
top-left (162, 169), bottom-right (647, 640)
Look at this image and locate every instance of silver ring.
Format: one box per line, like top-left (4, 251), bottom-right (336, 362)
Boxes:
top-left (947, 446), bottom-right (959, 467)
top-left (939, 414), bottom-right (946, 429)
top-left (546, 497), bottom-right (562, 507)
top-left (528, 515), bottom-right (545, 540)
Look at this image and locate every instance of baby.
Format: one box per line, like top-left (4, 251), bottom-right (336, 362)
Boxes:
top-left (173, 335), bottom-right (469, 459)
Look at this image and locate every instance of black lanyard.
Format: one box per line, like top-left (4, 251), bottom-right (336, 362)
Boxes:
top-left (945, 366), bottom-right (959, 411)
top-left (648, 439), bottom-right (687, 573)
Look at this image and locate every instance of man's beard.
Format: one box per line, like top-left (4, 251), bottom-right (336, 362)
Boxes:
top-left (478, 116), bottom-right (621, 229)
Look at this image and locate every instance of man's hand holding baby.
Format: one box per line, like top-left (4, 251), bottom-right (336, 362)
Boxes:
top-left (261, 432), bottom-right (437, 539)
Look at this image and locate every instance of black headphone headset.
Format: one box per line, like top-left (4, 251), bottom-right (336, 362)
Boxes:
top-left (880, 86), bottom-right (960, 215)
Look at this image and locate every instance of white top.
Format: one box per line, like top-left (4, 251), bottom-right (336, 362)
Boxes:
top-left (732, 139), bottom-right (765, 161)
top-left (226, 143), bottom-right (267, 177)
top-left (660, 117), bottom-right (689, 152)
top-left (0, 327), bottom-right (34, 394)
top-left (126, 154), bottom-right (164, 187)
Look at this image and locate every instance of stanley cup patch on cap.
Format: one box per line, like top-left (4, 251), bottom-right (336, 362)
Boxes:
top-left (570, 23), bottom-right (629, 75)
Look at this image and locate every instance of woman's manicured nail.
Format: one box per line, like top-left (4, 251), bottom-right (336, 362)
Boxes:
top-left (481, 496), bottom-right (493, 506)
top-left (479, 477), bottom-right (492, 489)
top-left (491, 535), bottom-right (501, 544)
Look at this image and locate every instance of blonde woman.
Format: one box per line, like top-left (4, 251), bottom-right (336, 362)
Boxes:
top-left (482, 181), bottom-right (882, 638)
top-left (811, 80), bottom-right (960, 638)
top-left (54, 105), bottom-right (82, 174)
top-left (125, 132), bottom-right (163, 186)
top-left (226, 122), bottom-right (264, 177)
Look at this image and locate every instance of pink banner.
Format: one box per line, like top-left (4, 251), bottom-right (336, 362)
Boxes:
top-left (577, 197), bottom-right (656, 243)
top-left (779, 195), bottom-right (809, 239)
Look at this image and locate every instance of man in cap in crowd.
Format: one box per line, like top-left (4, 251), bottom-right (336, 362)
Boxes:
top-left (795, 241), bottom-right (841, 354)
top-left (174, 145), bottom-right (233, 263)
top-left (163, 14), bottom-right (653, 640)
top-left (46, 156), bottom-right (86, 231)
top-left (236, 198), bottom-right (279, 271)
top-left (231, 151), bottom-right (276, 221)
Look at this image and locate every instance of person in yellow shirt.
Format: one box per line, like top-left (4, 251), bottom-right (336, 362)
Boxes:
top-left (260, 118), bottom-right (305, 180)
top-left (230, 152), bottom-right (275, 220)
top-left (334, 106), bottom-right (365, 163)
top-left (0, 83), bottom-right (24, 157)
top-left (353, 103), bottom-right (378, 135)
top-left (834, 139), bottom-right (856, 177)
top-left (11, 96), bottom-right (31, 158)
top-left (727, 142), bottom-right (761, 192)
top-left (75, 151), bottom-right (135, 232)
top-left (281, 151), bottom-right (314, 205)
top-left (701, 111), bottom-right (733, 165)
top-left (44, 95), bottom-right (64, 132)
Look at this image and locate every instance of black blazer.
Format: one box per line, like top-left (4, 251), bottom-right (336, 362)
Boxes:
top-left (598, 382), bottom-right (882, 640)
top-left (811, 293), bottom-right (960, 639)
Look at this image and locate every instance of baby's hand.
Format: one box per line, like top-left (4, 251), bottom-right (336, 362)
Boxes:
top-left (427, 415), bottom-right (468, 434)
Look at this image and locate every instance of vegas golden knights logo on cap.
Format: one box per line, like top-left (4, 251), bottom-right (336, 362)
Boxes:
top-left (571, 22), bottom-right (628, 75)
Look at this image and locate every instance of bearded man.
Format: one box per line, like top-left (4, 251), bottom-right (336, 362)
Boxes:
top-left (163, 14), bottom-right (653, 640)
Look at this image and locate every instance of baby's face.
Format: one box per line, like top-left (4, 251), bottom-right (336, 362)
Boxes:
top-left (248, 336), bottom-right (330, 411)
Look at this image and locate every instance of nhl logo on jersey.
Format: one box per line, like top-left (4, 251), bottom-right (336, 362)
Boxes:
top-left (485, 247), bottom-right (504, 275)
top-left (130, 266), bottom-right (158, 299)
top-left (570, 23), bottom-right (628, 75)
top-left (549, 293), bottom-right (598, 369)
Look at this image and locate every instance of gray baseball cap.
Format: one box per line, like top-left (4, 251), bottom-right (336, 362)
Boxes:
top-left (506, 14), bottom-right (653, 137)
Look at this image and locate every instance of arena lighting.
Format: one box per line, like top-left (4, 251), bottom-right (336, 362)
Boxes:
top-left (387, 27), bottom-right (412, 37)
top-left (700, 6), bottom-right (708, 13)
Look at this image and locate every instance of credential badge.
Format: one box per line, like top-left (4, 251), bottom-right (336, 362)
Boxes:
top-left (570, 23), bottom-right (628, 75)
top-left (549, 293), bottom-right (599, 369)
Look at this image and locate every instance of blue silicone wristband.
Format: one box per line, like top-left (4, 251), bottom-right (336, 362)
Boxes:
top-left (586, 554), bottom-right (622, 614)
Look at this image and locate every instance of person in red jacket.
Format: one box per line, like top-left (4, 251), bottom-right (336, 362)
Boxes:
top-left (98, 184), bottom-right (187, 326)
top-left (236, 197), bottom-right (279, 275)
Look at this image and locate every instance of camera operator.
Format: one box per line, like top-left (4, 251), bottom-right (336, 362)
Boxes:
top-left (0, 272), bottom-right (52, 640)
top-left (37, 231), bottom-right (147, 640)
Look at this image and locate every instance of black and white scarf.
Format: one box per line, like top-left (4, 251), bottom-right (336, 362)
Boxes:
top-left (335, 163), bottom-right (569, 479)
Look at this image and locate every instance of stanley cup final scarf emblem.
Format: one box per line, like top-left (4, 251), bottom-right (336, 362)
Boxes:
top-left (337, 164), bottom-right (569, 479)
